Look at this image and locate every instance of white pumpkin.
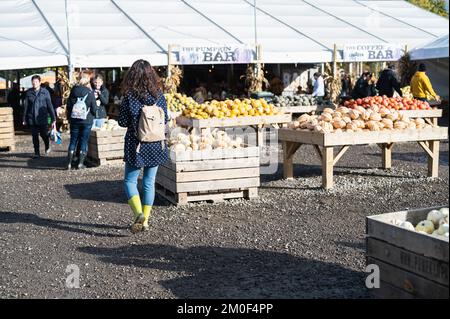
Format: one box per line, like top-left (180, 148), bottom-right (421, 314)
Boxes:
top-left (171, 144), bottom-right (186, 153)
top-left (399, 221), bottom-right (415, 231)
top-left (427, 209), bottom-right (444, 228)
top-left (415, 220), bottom-right (435, 234)
top-left (439, 207), bottom-right (449, 218)
top-left (437, 223), bottom-right (449, 236)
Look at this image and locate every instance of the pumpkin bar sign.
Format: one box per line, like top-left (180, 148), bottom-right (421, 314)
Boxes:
top-left (172, 45), bottom-right (256, 65)
top-left (343, 44), bottom-right (404, 62)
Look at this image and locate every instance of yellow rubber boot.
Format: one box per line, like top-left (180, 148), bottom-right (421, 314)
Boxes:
top-left (128, 195), bottom-right (144, 233)
top-left (142, 205), bottom-right (152, 231)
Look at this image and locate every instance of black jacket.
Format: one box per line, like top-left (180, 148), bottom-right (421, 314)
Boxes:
top-left (23, 87), bottom-right (56, 126)
top-left (351, 78), bottom-right (377, 99)
top-left (67, 86), bottom-right (98, 125)
top-left (376, 69), bottom-right (402, 98)
top-left (94, 86), bottom-right (109, 119)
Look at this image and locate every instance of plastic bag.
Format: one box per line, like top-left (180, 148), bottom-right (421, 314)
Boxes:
top-left (48, 126), bottom-right (62, 145)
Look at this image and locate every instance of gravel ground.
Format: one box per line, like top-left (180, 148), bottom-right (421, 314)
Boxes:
top-left (0, 130), bottom-right (448, 299)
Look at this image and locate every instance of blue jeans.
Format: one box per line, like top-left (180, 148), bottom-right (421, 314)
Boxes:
top-left (69, 123), bottom-right (92, 153)
top-left (124, 163), bottom-right (159, 206)
top-left (92, 119), bottom-right (105, 129)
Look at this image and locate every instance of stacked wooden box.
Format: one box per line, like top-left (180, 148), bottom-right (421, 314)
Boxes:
top-left (367, 207), bottom-right (449, 299)
top-left (156, 146), bottom-right (260, 205)
top-left (87, 129), bottom-right (126, 166)
top-left (0, 107), bottom-right (15, 151)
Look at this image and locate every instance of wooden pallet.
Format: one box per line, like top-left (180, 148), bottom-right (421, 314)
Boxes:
top-left (156, 146), bottom-right (260, 205)
top-left (366, 207), bottom-right (449, 299)
top-left (87, 129), bottom-right (126, 166)
top-left (0, 107), bottom-right (15, 151)
top-left (279, 127), bottom-right (448, 189)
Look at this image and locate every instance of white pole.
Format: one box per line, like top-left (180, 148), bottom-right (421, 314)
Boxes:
top-left (65, 0), bottom-right (74, 81)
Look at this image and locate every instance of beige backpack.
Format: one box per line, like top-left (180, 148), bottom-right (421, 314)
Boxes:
top-left (137, 104), bottom-right (166, 148)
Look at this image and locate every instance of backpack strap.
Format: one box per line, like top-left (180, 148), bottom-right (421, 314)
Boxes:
top-left (82, 94), bottom-right (88, 102)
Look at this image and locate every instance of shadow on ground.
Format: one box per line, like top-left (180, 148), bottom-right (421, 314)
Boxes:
top-left (64, 181), bottom-right (170, 207)
top-left (79, 244), bottom-right (371, 299)
top-left (0, 152), bottom-right (68, 170)
top-left (0, 211), bottom-right (127, 238)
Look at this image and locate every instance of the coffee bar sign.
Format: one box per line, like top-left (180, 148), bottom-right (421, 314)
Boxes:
top-left (343, 44), bottom-right (404, 62)
top-left (172, 45), bottom-right (256, 65)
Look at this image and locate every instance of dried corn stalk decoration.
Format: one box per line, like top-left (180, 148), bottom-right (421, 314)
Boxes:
top-left (398, 53), bottom-right (418, 88)
top-left (241, 64), bottom-right (270, 94)
top-left (163, 66), bottom-right (183, 94)
top-left (323, 63), bottom-right (342, 104)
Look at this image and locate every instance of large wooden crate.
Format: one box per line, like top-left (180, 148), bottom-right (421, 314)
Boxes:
top-left (366, 207), bottom-right (449, 299)
top-left (156, 147), bottom-right (260, 205)
top-left (0, 107), bottom-right (15, 151)
top-left (87, 129), bottom-right (126, 166)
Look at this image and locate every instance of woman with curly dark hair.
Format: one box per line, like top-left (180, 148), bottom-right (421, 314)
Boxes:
top-left (118, 59), bottom-right (169, 233)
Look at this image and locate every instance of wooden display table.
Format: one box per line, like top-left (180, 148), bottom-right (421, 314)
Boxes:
top-left (398, 109), bottom-right (443, 126)
top-left (176, 114), bottom-right (292, 146)
top-left (279, 105), bottom-right (327, 114)
top-left (0, 107), bottom-right (15, 151)
top-left (279, 127), bottom-right (448, 189)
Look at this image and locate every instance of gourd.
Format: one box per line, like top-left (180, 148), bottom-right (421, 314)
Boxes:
top-left (415, 220), bottom-right (435, 234)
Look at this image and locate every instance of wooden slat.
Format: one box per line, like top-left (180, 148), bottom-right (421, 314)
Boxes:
top-left (161, 166), bottom-right (260, 183)
top-left (176, 114), bottom-right (292, 129)
top-left (399, 109), bottom-right (443, 118)
top-left (281, 105), bottom-right (323, 114)
top-left (0, 107), bottom-right (13, 115)
top-left (89, 143), bottom-right (124, 153)
top-left (279, 129), bottom-right (325, 146)
top-left (417, 141), bottom-right (434, 159)
top-left (90, 136), bottom-right (125, 145)
top-left (88, 150), bottom-right (123, 160)
top-left (367, 238), bottom-right (449, 286)
top-left (0, 115), bottom-right (13, 122)
top-left (168, 157), bottom-right (260, 172)
top-left (367, 257), bottom-right (449, 299)
top-left (170, 146), bottom-right (259, 162)
top-left (0, 132), bottom-right (15, 139)
top-left (367, 207), bottom-right (449, 262)
top-left (90, 129), bottom-right (127, 138)
top-left (176, 177), bottom-right (260, 193)
top-left (333, 145), bottom-right (349, 165)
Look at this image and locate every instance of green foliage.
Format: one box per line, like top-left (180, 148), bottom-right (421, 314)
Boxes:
top-left (408, 0), bottom-right (449, 18)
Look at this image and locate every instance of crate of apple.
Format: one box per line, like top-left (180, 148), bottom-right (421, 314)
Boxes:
top-left (343, 96), bottom-right (431, 111)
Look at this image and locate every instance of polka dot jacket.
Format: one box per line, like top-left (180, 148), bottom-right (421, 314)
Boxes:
top-left (118, 91), bottom-right (169, 168)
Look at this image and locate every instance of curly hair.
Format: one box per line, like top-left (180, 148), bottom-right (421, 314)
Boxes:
top-left (122, 59), bottom-right (162, 100)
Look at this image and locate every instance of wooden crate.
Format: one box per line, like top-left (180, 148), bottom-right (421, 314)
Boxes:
top-left (87, 129), bottom-right (126, 166)
top-left (0, 107), bottom-right (15, 151)
top-left (156, 146), bottom-right (260, 205)
top-left (366, 207), bottom-right (449, 299)
top-left (279, 127), bottom-right (448, 189)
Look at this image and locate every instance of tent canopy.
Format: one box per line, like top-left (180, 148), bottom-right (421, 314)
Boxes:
top-left (409, 34), bottom-right (449, 60)
top-left (0, 0), bottom-right (449, 69)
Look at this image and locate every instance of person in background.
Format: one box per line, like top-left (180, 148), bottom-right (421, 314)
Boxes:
top-left (312, 72), bottom-right (325, 104)
top-left (351, 72), bottom-right (377, 99)
top-left (22, 75), bottom-right (56, 158)
top-left (193, 85), bottom-right (207, 103)
top-left (92, 74), bottom-right (110, 129)
top-left (410, 63), bottom-right (440, 102)
top-left (66, 72), bottom-right (98, 170)
top-left (340, 72), bottom-right (352, 98)
top-left (118, 59), bottom-right (169, 234)
top-left (7, 83), bottom-right (21, 130)
top-left (376, 63), bottom-right (402, 97)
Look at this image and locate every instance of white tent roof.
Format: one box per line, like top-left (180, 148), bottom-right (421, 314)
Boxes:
top-left (0, 0), bottom-right (449, 69)
top-left (409, 34), bottom-right (449, 60)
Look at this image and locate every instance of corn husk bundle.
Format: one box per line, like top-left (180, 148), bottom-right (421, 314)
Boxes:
top-left (323, 63), bottom-right (342, 104)
top-left (163, 66), bottom-right (183, 94)
top-left (398, 53), bottom-right (418, 88)
top-left (241, 64), bottom-right (270, 93)
top-left (169, 129), bottom-right (243, 153)
top-left (288, 106), bottom-right (433, 133)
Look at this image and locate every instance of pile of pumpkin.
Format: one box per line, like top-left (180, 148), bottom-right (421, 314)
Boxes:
top-left (288, 106), bottom-right (433, 134)
top-left (169, 129), bottom-right (243, 153)
top-left (391, 207), bottom-right (449, 238)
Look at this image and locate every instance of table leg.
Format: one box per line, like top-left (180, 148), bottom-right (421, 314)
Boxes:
top-left (428, 140), bottom-right (440, 178)
top-left (283, 141), bottom-right (300, 179)
top-left (382, 143), bottom-right (394, 169)
top-left (322, 147), bottom-right (334, 189)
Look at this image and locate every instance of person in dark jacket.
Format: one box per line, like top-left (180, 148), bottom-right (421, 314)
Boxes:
top-left (92, 74), bottom-right (109, 129)
top-left (22, 75), bottom-right (56, 158)
top-left (376, 63), bottom-right (402, 97)
top-left (119, 59), bottom-right (169, 234)
top-left (66, 72), bottom-right (98, 170)
top-left (351, 72), bottom-right (377, 99)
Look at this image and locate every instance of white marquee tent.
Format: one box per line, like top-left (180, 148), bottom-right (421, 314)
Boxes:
top-left (0, 0), bottom-right (449, 70)
top-left (409, 34), bottom-right (449, 60)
